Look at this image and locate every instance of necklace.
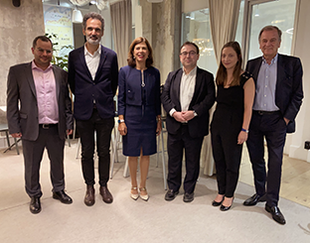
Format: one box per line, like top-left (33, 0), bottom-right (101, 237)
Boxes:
top-left (141, 70), bottom-right (145, 87)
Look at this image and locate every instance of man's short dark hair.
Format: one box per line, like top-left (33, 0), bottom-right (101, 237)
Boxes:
top-left (259, 25), bottom-right (282, 41)
top-left (180, 41), bottom-right (199, 55)
top-left (82, 12), bottom-right (105, 30)
top-left (32, 36), bottom-right (53, 48)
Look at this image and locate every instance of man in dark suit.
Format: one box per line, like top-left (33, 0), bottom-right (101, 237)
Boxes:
top-left (7, 36), bottom-right (73, 214)
top-left (68, 12), bottom-right (118, 206)
top-left (244, 26), bottom-right (303, 224)
top-left (161, 41), bottom-right (215, 203)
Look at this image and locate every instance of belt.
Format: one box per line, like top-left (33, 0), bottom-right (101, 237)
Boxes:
top-left (253, 110), bottom-right (281, 115)
top-left (39, 123), bottom-right (58, 129)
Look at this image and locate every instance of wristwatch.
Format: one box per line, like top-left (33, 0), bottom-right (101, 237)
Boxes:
top-left (118, 119), bottom-right (125, 123)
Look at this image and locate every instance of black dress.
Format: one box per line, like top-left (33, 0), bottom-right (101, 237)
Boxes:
top-left (210, 72), bottom-right (251, 197)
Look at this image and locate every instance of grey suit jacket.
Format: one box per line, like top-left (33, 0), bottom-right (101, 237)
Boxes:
top-left (6, 62), bottom-right (73, 141)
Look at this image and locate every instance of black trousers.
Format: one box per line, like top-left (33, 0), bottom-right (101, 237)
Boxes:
top-left (76, 109), bottom-right (114, 187)
top-left (167, 125), bottom-right (204, 194)
top-left (246, 111), bottom-right (287, 207)
top-left (211, 126), bottom-right (243, 198)
top-left (22, 125), bottom-right (65, 198)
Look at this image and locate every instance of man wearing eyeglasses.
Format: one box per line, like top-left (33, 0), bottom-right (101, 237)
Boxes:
top-left (6, 36), bottom-right (73, 214)
top-left (162, 41), bottom-right (215, 203)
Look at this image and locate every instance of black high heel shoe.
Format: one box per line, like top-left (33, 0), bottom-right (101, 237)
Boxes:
top-left (212, 198), bottom-right (224, 207)
top-left (220, 197), bottom-right (234, 211)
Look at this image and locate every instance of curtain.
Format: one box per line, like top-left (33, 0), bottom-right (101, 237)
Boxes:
top-left (110, 0), bottom-right (132, 68)
top-left (209, 0), bottom-right (242, 63)
top-left (202, 0), bottom-right (241, 176)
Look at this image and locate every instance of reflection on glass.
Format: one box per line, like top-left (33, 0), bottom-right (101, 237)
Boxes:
top-left (182, 9), bottom-right (218, 75)
top-left (182, 1), bottom-right (245, 75)
top-left (248, 0), bottom-right (296, 59)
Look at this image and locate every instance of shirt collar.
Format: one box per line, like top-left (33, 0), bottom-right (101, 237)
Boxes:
top-left (262, 53), bottom-right (278, 65)
top-left (31, 60), bottom-right (53, 71)
top-left (182, 66), bottom-right (197, 76)
top-left (84, 43), bottom-right (101, 57)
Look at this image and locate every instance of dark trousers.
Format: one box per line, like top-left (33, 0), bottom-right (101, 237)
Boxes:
top-left (167, 125), bottom-right (204, 194)
top-left (211, 127), bottom-right (243, 198)
top-left (22, 125), bottom-right (65, 198)
top-left (76, 109), bottom-right (114, 187)
top-left (246, 111), bottom-right (287, 207)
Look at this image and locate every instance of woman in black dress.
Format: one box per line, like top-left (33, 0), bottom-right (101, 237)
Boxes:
top-left (118, 37), bottom-right (162, 201)
top-left (211, 41), bottom-right (255, 211)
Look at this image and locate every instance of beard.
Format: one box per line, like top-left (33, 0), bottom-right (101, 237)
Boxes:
top-left (86, 35), bottom-right (101, 45)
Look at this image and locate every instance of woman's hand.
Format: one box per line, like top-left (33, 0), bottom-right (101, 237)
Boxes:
top-left (118, 122), bottom-right (127, 136)
top-left (156, 120), bottom-right (162, 136)
top-left (237, 131), bottom-right (248, 144)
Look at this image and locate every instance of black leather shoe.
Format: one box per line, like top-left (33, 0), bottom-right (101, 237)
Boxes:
top-left (165, 189), bottom-right (179, 201)
top-left (100, 186), bottom-right (113, 204)
top-left (183, 192), bottom-right (194, 203)
top-left (243, 193), bottom-right (266, 206)
top-left (53, 190), bottom-right (73, 204)
top-left (30, 197), bottom-right (41, 214)
top-left (265, 204), bottom-right (286, 225)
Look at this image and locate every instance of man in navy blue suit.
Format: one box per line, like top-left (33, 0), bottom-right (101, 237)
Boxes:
top-left (244, 26), bottom-right (303, 225)
top-left (68, 12), bottom-right (118, 206)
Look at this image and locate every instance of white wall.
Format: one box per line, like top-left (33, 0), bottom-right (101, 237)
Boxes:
top-left (284, 0), bottom-right (310, 162)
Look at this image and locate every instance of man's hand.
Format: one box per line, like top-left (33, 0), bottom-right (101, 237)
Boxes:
top-left (67, 129), bottom-right (73, 135)
top-left (181, 111), bottom-right (195, 121)
top-left (284, 117), bottom-right (290, 125)
top-left (172, 112), bottom-right (186, 122)
top-left (11, 132), bottom-right (22, 138)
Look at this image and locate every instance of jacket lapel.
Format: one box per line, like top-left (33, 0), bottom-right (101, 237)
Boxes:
top-left (94, 45), bottom-right (107, 82)
top-left (252, 58), bottom-right (263, 83)
top-left (190, 67), bottom-right (200, 106)
top-left (174, 69), bottom-right (183, 109)
top-left (52, 66), bottom-right (60, 101)
top-left (26, 62), bottom-right (37, 97)
top-left (276, 54), bottom-right (286, 85)
top-left (80, 46), bottom-right (93, 81)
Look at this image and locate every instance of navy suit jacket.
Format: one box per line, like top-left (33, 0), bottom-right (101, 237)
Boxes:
top-left (246, 53), bottom-right (303, 133)
top-left (7, 62), bottom-right (73, 141)
top-left (161, 67), bottom-right (215, 138)
top-left (68, 45), bottom-right (118, 120)
top-left (118, 65), bottom-right (161, 117)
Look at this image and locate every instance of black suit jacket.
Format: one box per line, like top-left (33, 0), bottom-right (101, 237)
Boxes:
top-left (7, 62), bottom-right (73, 141)
top-left (161, 67), bottom-right (215, 138)
top-left (246, 54), bottom-right (303, 133)
top-left (68, 45), bottom-right (118, 120)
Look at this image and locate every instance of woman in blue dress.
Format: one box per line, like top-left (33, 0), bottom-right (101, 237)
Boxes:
top-left (211, 41), bottom-right (255, 211)
top-left (118, 37), bottom-right (162, 201)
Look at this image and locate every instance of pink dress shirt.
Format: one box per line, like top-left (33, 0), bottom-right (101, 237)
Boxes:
top-left (32, 61), bottom-right (59, 124)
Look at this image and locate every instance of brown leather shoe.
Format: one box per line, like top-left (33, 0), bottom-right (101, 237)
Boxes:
top-left (100, 186), bottom-right (113, 204)
top-left (84, 185), bottom-right (95, 206)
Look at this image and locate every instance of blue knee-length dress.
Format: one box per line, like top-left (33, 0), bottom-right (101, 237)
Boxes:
top-left (118, 65), bottom-right (161, 156)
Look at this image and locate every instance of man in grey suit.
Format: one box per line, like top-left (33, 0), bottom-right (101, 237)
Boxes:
top-left (7, 36), bottom-right (74, 214)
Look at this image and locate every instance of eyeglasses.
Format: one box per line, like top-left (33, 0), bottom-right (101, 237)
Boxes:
top-left (180, 51), bottom-right (197, 57)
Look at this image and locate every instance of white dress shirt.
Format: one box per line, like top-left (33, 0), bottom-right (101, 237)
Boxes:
top-left (84, 44), bottom-right (101, 80)
top-left (169, 66), bottom-right (197, 117)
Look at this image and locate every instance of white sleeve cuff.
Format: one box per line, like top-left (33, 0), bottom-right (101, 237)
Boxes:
top-left (169, 108), bottom-right (176, 117)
